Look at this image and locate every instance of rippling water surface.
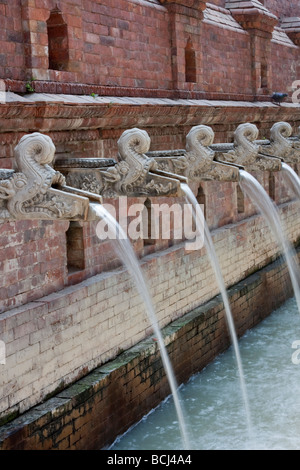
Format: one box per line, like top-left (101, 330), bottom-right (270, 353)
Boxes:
top-left (110, 297), bottom-right (300, 450)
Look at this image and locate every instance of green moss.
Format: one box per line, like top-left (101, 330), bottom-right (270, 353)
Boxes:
top-left (43, 381), bottom-right (66, 402)
top-left (0, 409), bottom-right (19, 427)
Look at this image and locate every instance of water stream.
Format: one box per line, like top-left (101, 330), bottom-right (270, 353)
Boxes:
top-left (281, 162), bottom-right (300, 199)
top-left (180, 184), bottom-right (253, 440)
top-left (239, 170), bottom-right (300, 316)
top-left (91, 203), bottom-right (191, 450)
top-left (94, 170), bottom-right (300, 450)
top-left (110, 296), bottom-right (300, 450)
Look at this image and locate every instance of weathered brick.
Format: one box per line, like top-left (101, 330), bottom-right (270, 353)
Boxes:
top-left (2, 0), bottom-right (296, 97)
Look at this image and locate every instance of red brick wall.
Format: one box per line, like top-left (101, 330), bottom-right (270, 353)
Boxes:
top-left (0, 0), bottom-right (173, 89)
top-left (0, 1), bottom-right (298, 99)
top-left (81, 0), bottom-right (172, 90)
top-left (201, 20), bottom-right (252, 95)
top-left (0, 220), bottom-right (68, 313)
top-left (270, 40), bottom-right (300, 93)
top-left (0, 0), bottom-right (26, 81)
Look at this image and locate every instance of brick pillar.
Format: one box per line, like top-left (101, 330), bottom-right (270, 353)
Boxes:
top-left (160, 0), bottom-right (207, 95)
top-left (225, 0), bottom-right (278, 98)
top-left (21, 0), bottom-right (50, 80)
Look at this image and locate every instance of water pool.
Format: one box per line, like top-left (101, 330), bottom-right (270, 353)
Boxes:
top-left (110, 297), bottom-right (300, 450)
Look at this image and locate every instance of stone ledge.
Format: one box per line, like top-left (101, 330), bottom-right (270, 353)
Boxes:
top-left (0, 79), bottom-right (270, 102)
top-left (0, 96), bottom-right (299, 136)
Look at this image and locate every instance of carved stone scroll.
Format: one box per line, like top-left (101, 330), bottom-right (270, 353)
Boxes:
top-left (57, 128), bottom-right (184, 197)
top-left (149, 125), bottom-right (240, 182)
top-left (289, 126), bottom-right (300, 150)
top-left (215, 123), bottom-right (282, 172)
top-left (0, 133), bottom-right (95, 221)
top-left (260, 122), bottom-right (300, 164)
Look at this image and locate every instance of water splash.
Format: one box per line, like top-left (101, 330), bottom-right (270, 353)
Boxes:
top-left (281, 162), bottom-right (300, 199)
top-left (91, 203), bottom-right (191, 449)
top-left (180, 183), bottom-right (253, 441)
top-left (239, 170), bottom-right (300, 316)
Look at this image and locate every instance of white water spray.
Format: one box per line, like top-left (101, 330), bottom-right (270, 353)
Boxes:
top-left (91, 203), bottom-right (191, 450)
top-left (180, 183), bottom-right (253, 441)
top-left (239, 170), bottom-right (300, 316)
top-left (281, 162), bottom-right (300, 199)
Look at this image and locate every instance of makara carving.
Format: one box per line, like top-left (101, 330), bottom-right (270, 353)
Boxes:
top-left (0, 133), bottom-right (101, 221)
top-left (290, 126), bottom-right (300, 150)
top-left (56, 128), bottom-right (186, 197)
top-left (214, 123), bottom-right (282, 171)
top-left (2, 122), bottom-right (297, 224)
top-left (259, 122), bottom-right (300, 164)
top-left (147, 125), bottom-right (240, 182)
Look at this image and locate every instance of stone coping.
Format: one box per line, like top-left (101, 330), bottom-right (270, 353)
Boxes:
top-left (4, 92), bottom-right (300, 108)
top-left (1, 94), bottom-right (299, 136)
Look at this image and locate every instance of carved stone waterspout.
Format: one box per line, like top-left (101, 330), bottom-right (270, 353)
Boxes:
top-left (289, 126), bottom-right (300, 153)
top-left (147, 125), bottom-right (240, 182)
top-left (0, 133), bottom-right (101, 222)
top-left (213, 123), bottom-right (282, 172)
top-left (258, 122), bottom-right (300, 165)
top-left (55, 128), bottom-right (187, 197)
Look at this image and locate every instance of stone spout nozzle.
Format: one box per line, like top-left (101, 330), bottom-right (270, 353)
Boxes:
top-left (256, 154), bottom-right (282, 172)
top-left (58, 185), bottom-right (103, 221)
top-left (215, 152), bottom-right (282, 173)
top-left (58, 184), bottom-right (103, 204)
top-left (149, 168), bottom-right (189, 197)
top-left (203, 160), bottom-right (241, 182)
